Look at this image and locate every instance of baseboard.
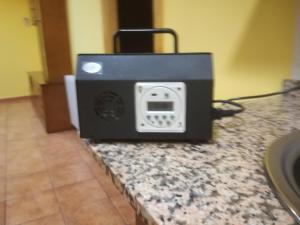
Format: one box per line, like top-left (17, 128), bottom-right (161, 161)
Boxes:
top-left (0, 95), bottom-right (32, 103)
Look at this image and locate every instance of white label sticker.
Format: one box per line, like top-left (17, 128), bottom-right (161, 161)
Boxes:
top-left (82, 62), bottom-right (102, 74)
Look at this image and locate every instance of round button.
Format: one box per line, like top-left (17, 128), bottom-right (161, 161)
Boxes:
top-left (162, 115), bottom-right (166, 119)
top-left (82, 62), bottom-right (102, 74)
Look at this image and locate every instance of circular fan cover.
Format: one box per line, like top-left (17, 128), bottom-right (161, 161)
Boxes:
top-left (94, 92), bottom-right (124, 121)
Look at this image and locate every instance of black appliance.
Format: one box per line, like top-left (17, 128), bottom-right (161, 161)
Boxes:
top-left (76, 28), bottom-right (213, 142)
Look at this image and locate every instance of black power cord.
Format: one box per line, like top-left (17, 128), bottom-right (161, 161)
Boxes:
top-left (227, 84), bottom-right (300, 101)
top-left (212, 100), bottom-right (245, 120)
top-left (212, 84), bottom-right (300, 120)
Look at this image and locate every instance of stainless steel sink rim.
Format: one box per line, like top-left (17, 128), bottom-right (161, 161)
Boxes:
top-left (264, 131), bottom-right (300, 224)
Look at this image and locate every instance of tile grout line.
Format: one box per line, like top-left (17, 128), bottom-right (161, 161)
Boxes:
top-left (69, 135), bottom-right (126, 224)
top-left (11, 109), bottom-right (70, 224)
top-left (5, 102), bottom-right (51, 225)
top-left (38, 131), bottom-right (110, 225)
top-left (3, 99), bottom-right (130, 225)
top-left (4, 100), bottom-right (54, 225)
top-left (37, 140), bottom-right (70, 225)
top-left (12, 212), bottom-right (59, 225)
top-left (76, 140), bottom-right (129, 225)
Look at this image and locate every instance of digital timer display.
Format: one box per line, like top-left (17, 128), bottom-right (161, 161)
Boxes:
top-left (147, 101), bottom-right (174, 111)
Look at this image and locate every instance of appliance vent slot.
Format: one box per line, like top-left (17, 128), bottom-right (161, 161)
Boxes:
top-left (94, 92), bottom-right (124, 121)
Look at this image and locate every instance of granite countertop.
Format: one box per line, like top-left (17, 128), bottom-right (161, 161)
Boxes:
top-left (86, 81), bottom-right (300, 225)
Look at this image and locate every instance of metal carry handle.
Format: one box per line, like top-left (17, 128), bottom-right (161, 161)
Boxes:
top-left (113, 28), bottom-right (179, 53)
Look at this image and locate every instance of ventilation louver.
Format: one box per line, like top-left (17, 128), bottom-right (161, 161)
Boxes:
top-left (94, 92), bottom-right (124, 121)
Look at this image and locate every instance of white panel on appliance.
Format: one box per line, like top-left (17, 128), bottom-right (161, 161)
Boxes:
top-left (64, 75), bottom-right (79, 130)
top-left (135, 82), bottom-right (186, 133)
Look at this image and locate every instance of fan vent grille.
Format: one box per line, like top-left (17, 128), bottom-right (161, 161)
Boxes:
top-left (94, 92), bottom-right (124, 121)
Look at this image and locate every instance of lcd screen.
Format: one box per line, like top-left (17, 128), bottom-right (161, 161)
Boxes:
top-left (147, 102), bottom-right (174, 111)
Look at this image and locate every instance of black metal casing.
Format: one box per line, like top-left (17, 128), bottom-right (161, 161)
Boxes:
top-left (76, 53), bottom-right (213, 142)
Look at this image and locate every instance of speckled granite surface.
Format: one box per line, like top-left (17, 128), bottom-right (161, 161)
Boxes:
top-left (86, 81), bottom-right (300, 225)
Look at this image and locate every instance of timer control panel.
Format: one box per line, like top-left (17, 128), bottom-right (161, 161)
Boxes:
top-left (135, 82), bottom-right (186, 133)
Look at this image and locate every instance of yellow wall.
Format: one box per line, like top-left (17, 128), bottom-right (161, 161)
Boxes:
top-left (157, 0), bottom-right (298, 99)
top-left (0, 0), bottom-right (42, 99)
top-left (0, 0), bottom-right (296, 99)
top-left (67, 0), bottom-right (106, 72)
top-left (102, 0), bottom-right (118, 53)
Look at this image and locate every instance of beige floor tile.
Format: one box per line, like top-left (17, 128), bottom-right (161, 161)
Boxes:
top-left (0, 137), bottom-right (6, 151)
top-left (6, 171), bottom-right (52, 199)
top-left (6, 127), bottom-right (38, 141)
top-left (38, 136), bottom-right (64, 148)
top-left (6, 190), bottom-right (60, 225)
top-left (38, 134), bottom-right (75, 148)
top-left (6, 109), bottom-right (35, 120)
top-left (0, 114), bottom-right (6, 121)
top-left (49, 162), bottom-right (93, 188)
top-left (55, 179), bottom-right (107, 213)
top-left (0, 103), bottom-right (7, 113)
top-left (0, 178), bottom-right (5, 202)
top-left (87, 160), bottom-right (121, 197)
top-left (111, 195), bottom-right (136, 225)
top-left (44, 149), bottom-right (82, 169)
top-left (19, 213), bottom-right (65, 225)
top-left (30, 117), bottom-right (44, 127)
top-left (0, 123), bottom-right (5, 137)
top-left (40, 142), bottom-right (78, 156)
top-left (0, 116), bottom-right (5, 123)
top-left (0, 165), bottom-right (4, 180)
top-left (88, 160), bottom-right (106, 178)
top-left (6, 100), bottom-right (31, 109)
top-left (71, 135), bottom-right (86, 148)
top-left (63, 199), bottom-right (125, 225)
top-left (6, 139), bottom-right (39, 153)
top-left (0, 114), bottom-right (5, 123)
top-left (0, 134), bottom-right (4, 142)
top-left (78, 147), bottom-right (96, 165)
top-left (0, 149), bottom-right (4, 171)
top-left (6, 147), bottom-right (41, 164)
top-left (0, 136), bottom-right (4, 150)
top-left (0, 201), bottom-right (5, 225)
top-left (7, 120), bottom-right (32, 129)
top-left (0, 148), bottom-right (5, 178)
top-left (62, 130), bottom-right (78, 140)
top-left (6, 148), bottom-right (46, 177)
top-left (6, 161), bottom-right (46, 177)
top-left (31, 123), bottom-right (47, 135)
top-left (30, 119), bottom-right (48, 138)
top-left (0, 112), bottom-right (5, 120)
top-left (96, 173), bottom-right (121, 197)
top-left (3, 99), bottom-right (133, 225)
